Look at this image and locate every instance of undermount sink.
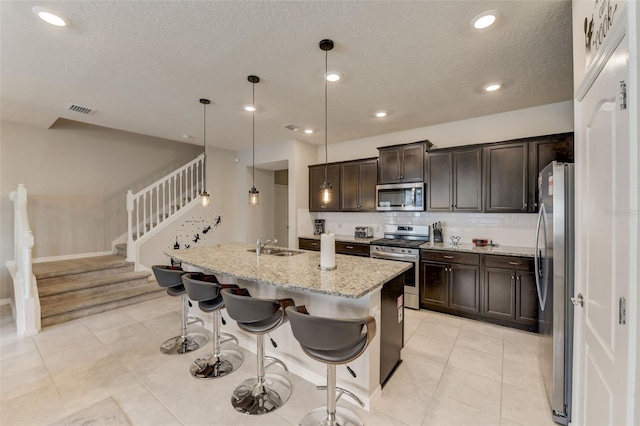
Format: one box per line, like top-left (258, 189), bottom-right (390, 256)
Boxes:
top-left (247, 248), bottom-right (303, 256)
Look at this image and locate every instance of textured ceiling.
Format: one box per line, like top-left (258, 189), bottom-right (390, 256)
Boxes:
top-left (0, 1), bottom-right (573, 151)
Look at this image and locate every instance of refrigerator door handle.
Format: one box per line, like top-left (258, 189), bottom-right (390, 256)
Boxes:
top-left (534, 203), bottom-right (548, 311)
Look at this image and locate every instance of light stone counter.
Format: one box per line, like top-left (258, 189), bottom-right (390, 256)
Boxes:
top-left (166, 243), bottom-right (410, 298)
top-left (419, 242), bottom-right (534, 257)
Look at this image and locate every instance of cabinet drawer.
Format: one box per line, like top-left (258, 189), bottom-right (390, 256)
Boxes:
top-left (420, 250), bottom-right (479, 266)
top-left (484, 255), bottom-right (533, 272)
top-left (298, 238), bottom-right (320, 251)
top-left (335, 241), bottom-right (370, 257)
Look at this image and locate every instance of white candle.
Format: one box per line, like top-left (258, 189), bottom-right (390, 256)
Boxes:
top-left (320, 233), bottom-right (336, 270)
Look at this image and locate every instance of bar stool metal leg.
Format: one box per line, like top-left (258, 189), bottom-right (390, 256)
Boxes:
top-left (300, 364), bottom-right (364, 426)
top-left (231, 334), bottom-right (291, 415)
top-left (160, 295), bottom-right (208, 355)
top-left (190, 310), bottom-right (243, 379)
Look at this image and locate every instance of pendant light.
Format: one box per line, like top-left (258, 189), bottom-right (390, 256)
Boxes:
top-left (199, 98), bottom-right (211, 207)
top-left (319, 39), bottom-right (334, 205)
top-left (247, 75), bottom-right (260, 205)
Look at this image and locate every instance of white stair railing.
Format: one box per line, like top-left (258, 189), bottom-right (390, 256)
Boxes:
top-left (126, 154), bottom-right (205, 263)
top-left (6, 184), bottom-right (40, 336)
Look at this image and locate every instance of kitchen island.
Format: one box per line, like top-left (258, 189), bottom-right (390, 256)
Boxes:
top-left (165, 243), bottom-right (411, 409)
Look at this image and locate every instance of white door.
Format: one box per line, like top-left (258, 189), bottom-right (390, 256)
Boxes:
top-left (573, 35), bottom-right (631, 425)
top-left (274, 184), bottom-right (288, 247)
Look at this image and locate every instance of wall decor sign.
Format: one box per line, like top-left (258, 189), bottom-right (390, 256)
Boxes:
top-left (170, 212), bottom-right (223, 251)
top-left (583, 0), bottom-right (621, 68)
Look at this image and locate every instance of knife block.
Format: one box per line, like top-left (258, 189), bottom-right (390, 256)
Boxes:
top-left (433, 229), bottom-right (443, 243)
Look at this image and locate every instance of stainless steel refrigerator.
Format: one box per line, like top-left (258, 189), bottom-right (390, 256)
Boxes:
top-left (535, 161), bottom-right (574, 425)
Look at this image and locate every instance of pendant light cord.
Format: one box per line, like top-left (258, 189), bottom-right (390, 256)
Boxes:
top-left (252, 81), bottom-right (256, 188)
top-left (324, 48), bottom-right (328, 183)
top-left (203, 101), bottom-right (207, 192)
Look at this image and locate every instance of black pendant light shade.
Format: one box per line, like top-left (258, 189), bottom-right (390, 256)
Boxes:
top-left (319, 39), bottom-right (334, 205)
top-left (248, 75), bottom-right (260, 205)
top-left (200, 98), bottom-right (210, 207)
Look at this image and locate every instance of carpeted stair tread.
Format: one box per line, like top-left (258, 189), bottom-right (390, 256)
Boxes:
top-left (38, 271), bottom-right (152, 297)
top-left (41, 291), bottom-right (166, 327)
top-left (41, 281), bottom-right (163, 317)
top-left (33, 255), bottom-right (132, 280)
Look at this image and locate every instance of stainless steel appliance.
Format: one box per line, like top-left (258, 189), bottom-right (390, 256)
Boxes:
top-left (370, 224), bottom-right (430, 310)
top-left (376, 182), bottom-right (425, 211)
top-left (314, 219), bottom-right (325, 235)
top-left (535, 161), bottom-right (574, 425)
top-left (354, 226), bottom-right (373, 238)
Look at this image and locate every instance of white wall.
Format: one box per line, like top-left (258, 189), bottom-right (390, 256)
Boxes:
top-left (0, 119), bottom-right (202, 300)
top-left (139, 146), bottom-right (239, 268)
top-left (301, 101), bottom-right (574, 248)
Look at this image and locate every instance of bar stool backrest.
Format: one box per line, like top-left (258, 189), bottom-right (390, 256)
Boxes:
top-left (221, 288), bottom-right (281, 324)
top-left (152, 265), bottom-right (184, 288)
top-left (182, 273), bottom-right (221, 302)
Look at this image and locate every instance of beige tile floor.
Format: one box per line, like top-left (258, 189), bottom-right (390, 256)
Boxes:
top-left (0, 297), bottom-right (555, 425)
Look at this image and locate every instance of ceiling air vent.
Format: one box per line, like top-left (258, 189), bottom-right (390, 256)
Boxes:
top-left (283, 123), bottom-right (300, 132)
top-left (67, 103), bottom-right (95, 115)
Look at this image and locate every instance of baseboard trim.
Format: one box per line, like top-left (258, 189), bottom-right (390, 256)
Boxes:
top-left (32, 251), bottom-right (114, 264)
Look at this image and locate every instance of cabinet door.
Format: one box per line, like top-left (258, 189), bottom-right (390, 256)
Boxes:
top-left (484, 142), bottom-right (528, 212)
top-left (516, 271), bottom-right (538, 326)
top-left (421, 261), bottom-right (448, 307)
top-left (400, 144), bottom-right (425, 182)
top-left (450, 264), bottom-right (480, 313)
top-left (528, 133), bottom-right (574, 211)
top-left (335, 242), bottom-right (370, 257)
top-left (483, 268), bottom-right (516, 320)
top-left (340, 162), bottom-right (360, 211)
top-left (359, 160), bottom-right (378, 211)
top-left (298, 238), bottom-right (320, 251)
top-left (309, 164), bottom-right (340, 212)
top-left (454, 149), bottom-right (482, 211)
top-left (427, 152), bottom-right (453, 211)
top-left (378, 149), bottom-right (401, 183)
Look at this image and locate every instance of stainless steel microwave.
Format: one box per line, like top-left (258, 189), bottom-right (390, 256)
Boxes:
top-left (376, 182), bottom-right (425, 211)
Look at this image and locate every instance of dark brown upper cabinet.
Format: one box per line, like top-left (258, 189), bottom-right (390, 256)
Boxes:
top-left (377, 141), bottom-right (431, 184)
top-left (427, 148), bottom-right (482, 212)
top-left (484, 142), bottom-right (529, 212)
top-left (340, 159), bottom-right (378, 212)
top-left (528, 133), bottom-right (574, 211)
top-left (309, 163), bottom-right (340, 212)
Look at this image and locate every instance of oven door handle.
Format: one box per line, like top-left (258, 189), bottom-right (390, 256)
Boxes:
top-left (371, 252), bottom-right (418, 262)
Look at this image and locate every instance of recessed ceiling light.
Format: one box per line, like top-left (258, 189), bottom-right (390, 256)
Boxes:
top-left (326, 73), bottom-right (340, 82)
top-left (244, 105), bottom-right (256, 112)
top-left (472, 10), bottom-right (498, 29)
top-left (375, 111), bottom-right (387, 118)
top-left (32, 6), bottom-right (68, 27)
top-left (181, 134), bottom-right (191, 139)
top-left (483, 83), bottom-right (501, 92)
top-left (304, 129), bottom-right (314, 134)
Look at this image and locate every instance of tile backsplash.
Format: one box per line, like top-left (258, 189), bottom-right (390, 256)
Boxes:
top-left (298, 210), bottom-right (537, 248)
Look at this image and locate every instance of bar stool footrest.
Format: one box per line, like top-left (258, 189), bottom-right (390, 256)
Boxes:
top-left (316, 386), bottom-right (364, 407)
top-left (264, 355), bottom-right (288, 372)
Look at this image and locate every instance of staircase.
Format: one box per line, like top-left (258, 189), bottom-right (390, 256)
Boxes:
top-left (34, 250), bottom-right (165, 327)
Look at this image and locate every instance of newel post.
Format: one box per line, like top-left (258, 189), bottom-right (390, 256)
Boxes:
top-left (126, 190), bottom-right (135, 262)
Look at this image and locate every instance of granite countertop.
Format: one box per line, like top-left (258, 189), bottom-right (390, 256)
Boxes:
top-left (299, 234), bottom-right (377, 244)
top-left (419, 242), bottom-right (534, 257)
top-left (165, 243), bottom-right (410, 299)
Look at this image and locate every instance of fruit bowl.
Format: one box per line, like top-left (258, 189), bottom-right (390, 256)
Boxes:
top-left (472, 238), bottom-right (489, 247)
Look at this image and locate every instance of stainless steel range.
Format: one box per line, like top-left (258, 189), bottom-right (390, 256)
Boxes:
top-left (370, 224), bottom-right (430, 310)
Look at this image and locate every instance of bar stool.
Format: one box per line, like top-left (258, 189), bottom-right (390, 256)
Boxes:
top-left (181, 272), bottom-right (243, 379)
top-left (285, 306), bottom-right (376, 426)
top-left (220, 288), bottom-right (295, 415)
top-left (151, 265), bottom-right (208, 354)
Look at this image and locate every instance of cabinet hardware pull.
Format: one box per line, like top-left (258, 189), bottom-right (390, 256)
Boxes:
top-left (508, 261), bottom-right (520, 265)
top-left (346, 246), bottom-right (354, 249)
top-left (311, 242), bottom-right (318, 246)
top-left (443, 255), bottom-right (454, 259)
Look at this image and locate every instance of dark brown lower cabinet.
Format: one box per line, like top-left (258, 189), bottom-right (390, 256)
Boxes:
top-left (421, 250), bottom-right (538, 332)
top-left (297, 238), bottom-right (370, 257)
top-left (420, 251), bottom-right (480, 315)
